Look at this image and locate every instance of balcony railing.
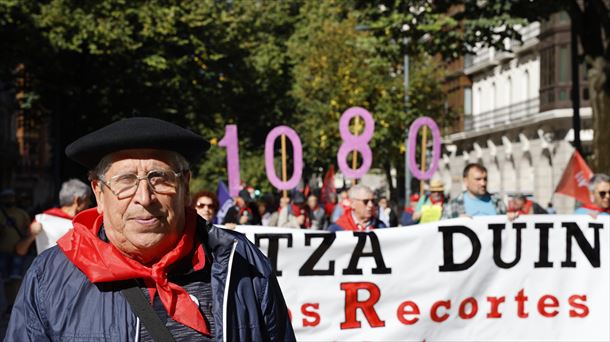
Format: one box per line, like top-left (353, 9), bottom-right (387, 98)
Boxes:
top-left (464, 97), bottom-right (540, 132)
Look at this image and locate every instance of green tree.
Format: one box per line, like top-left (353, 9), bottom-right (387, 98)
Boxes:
top-left (288, 1), bottom-right (452, 199)
top-left (0, 0), bottom-right (301, 187)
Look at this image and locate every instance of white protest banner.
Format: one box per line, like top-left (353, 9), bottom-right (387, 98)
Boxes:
top-left (237, 215), bottom-right (610, 341)
top-left (34, 213), bottom-right (72, 254)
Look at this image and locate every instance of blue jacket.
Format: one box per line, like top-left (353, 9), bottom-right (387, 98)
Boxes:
top-left (5, 222), bottom-right (295, 341)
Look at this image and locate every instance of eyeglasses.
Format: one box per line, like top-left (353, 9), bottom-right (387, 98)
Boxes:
top-left (354, 198), bottom-right (376, 206)
top-left (599, 191), bottom-right (610, 198)
top-left (196, 202), bottom-right (215, 210)
top-left (99, 169), bottom-right (183, 199)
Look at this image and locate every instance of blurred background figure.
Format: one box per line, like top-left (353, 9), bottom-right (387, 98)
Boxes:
top-left (290, 192), bottom-right (310, 228)
top-left (191, 190), bottom-right (219, 224)
top-left (307, 194), bottom-right (327, 230)
top-left (400, 193), bottom-right (420, 226)
top-left (377, 196), bottom-right (398, 227)
top-left (223, 190), bottom-right (254, 225)
top-left (509, 193), bottom-right (547, 215)
top-left (575, 173), bottom-right (610, 217)
top-left (269, 195), bottom-right (300, 228)
top-left (330, 190), bottom-right (351, 223)
top-left (16, 179), bottom-right (91, 256)
top-left (257, 197), bottom-right (274, 226)
top-left (0, 189), bottom-right (30, 319)
top-left (413, 180), bottom-right (446, 224)
top-left (323, 192), bottom-right (337, 224)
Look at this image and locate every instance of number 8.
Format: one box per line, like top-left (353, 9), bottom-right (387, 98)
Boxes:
top-left (337, 107), bottom-right (374, 179)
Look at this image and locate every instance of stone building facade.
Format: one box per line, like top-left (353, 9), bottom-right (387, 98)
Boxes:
top-left (440, 14), bottom-right (591, 214)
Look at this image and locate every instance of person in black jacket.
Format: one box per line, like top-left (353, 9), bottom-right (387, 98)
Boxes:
top-left (6, 117), bottom-right (295, 341)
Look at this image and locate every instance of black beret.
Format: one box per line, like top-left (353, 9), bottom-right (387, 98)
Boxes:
top-left (65, 117), bottom-right (210, 169)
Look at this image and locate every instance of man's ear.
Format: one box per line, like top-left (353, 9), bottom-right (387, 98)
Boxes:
top-left (91, 180), bottom-right (104, 214)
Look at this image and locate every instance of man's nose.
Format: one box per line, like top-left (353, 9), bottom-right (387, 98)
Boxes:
top-left (133, 178), bottom-right (155, 205)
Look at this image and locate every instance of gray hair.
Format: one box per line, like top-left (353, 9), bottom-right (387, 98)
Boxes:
top-left (348, 184), bottom-right (374, 200)
top-left (88, 151), bottom-right (190, 181)
top-left (589, 173), bottom-right (610, 194)
top-left (59, 179), bottom-right (91, 206)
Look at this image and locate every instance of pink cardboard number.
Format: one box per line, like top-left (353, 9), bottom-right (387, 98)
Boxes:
top-left (337, 107), bottom-right (374, 179)
top-left (264, 126), bottom-right (303, 190)
top-left (407, 117), bottom-right (441, 180)
top-left (218, 125), bottom-right (241, 197)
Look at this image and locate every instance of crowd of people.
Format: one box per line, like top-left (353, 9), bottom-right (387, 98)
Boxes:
top-left (0, 118), bottom-right (609, 339)
top-left (191, 163), bottom-right (610, 234)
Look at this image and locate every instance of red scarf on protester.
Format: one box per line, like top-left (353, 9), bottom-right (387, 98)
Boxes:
top-left (581, 203), bottom-right (610, 214)
top-left (57, 207), bottom-right (210, 336)
top-left (43, 207), bottom-right (74, 219)
top-left (335, 209), bottom-right (372, 231)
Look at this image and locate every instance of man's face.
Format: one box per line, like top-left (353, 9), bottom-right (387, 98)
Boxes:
top-left (351, 190), bottom-right (376, 221)
top-left (464, 168), bottom-right (488, 197)
top-left (378, 198), bottom-right (388, 208)
top-left (92, 149), bottom-right (189, 264)
top-left (592, 181), bottom-right (610, 209)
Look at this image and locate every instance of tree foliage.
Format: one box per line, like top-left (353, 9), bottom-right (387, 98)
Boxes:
top-left (0, 0), bottom-right (457, 196)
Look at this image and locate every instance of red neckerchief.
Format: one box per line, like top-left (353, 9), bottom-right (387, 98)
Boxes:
top-left (581, 203), bottom-right (610, 214)
top-left (517, 200), bottom-right (533, 215)
top-left (429, 197), bottom-right (444, 206)
top-left (43, 207), bottom-right (73, 219)
top-left (57, 207), bottom-right (210, 336)
top-left (335, 209), bottom-right (372, 231)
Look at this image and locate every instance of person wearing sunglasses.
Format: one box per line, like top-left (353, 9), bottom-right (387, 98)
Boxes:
top-left (328, 184), bottom-right (386, 232)
top-left (6, 117), bottom-right (295, 341)
top-left (191, 190), bottom-right (218, 224)
top-left (575, 173), bottom-right (610, 218)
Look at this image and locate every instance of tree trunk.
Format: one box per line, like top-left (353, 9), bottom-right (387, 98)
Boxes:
top-left (587, 57), bottom-right (610, 173)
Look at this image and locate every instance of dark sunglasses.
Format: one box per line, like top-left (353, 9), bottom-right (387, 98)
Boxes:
top-left (599, 191), bottom-right (610, 198)
top-left (355, 198), bottom-right (376, 205)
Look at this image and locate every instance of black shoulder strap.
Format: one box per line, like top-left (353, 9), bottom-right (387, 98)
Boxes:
top-left (121, 283), bottom-right (176, 342)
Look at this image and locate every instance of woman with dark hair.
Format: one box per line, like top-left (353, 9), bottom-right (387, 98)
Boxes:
top-left (191, 190), bottom-right (219, 223)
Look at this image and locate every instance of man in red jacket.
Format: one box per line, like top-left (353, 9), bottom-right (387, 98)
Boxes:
top-left (328, 184), bottom-right (386, 232)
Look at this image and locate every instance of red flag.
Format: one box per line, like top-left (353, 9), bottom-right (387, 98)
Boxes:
top-left (320, 165), bottom-right (336, 204)
top-left (554, 150), bottom-right (593, 205)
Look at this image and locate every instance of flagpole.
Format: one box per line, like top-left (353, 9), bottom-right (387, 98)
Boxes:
top-left (281, 134), bottom-right (287, 198)
top-left (352, 116), bottom-right (360, 185)
top-left (419, 125), bottom-right (428, 197)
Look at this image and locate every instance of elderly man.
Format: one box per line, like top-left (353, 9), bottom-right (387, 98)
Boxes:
top-left (6, 117), bottom-right (294, 341)
top-left (15, 179), bottom-right (91, 256)
top-left (444, 163), bottom-right (515, 219)
top-left (575, 173), bottom-right (610, 217)
top-left (328, 185), bottom-right (386, 232)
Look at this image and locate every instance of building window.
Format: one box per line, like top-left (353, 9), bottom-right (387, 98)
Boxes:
top-left (524, 70), bottom-right (530, 100)
top-left (464, 87), bottom-right (472, 115)
top-left (559, 45), bottom-right (570, 83)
